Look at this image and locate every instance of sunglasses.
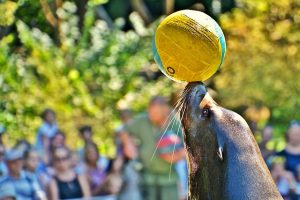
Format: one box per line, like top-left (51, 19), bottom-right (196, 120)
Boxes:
top-left (54, 156), bottom-right (69, 162)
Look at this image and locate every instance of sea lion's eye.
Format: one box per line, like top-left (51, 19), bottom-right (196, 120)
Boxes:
top-left (201, 108), bottom-right (210, 118)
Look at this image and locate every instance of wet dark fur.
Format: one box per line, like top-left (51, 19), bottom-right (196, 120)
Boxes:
top-left (180, 82), bottom-right (282, 200)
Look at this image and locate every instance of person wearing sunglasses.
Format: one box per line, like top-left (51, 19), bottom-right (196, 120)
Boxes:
top-left (48, 146), bottom-right (90, 200)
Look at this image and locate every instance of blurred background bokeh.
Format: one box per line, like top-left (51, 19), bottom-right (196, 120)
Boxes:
top-left (0, 0), bottom-right (299, 155)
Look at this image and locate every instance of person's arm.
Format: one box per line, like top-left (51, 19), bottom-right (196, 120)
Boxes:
top-left (159, 148), bottom-right (186, 163)
top-left (119, 130), bottom-right (138, 160)
top-left (284, 171), bottom-right (297, 191)
top-left (42, 135), bottom-right (50, 164)
top-left (78, 174), bottom-right (91, 199)
top-left (30, 175), bottom-right (47, 200)
top-left (48, 179), bottom-right (59, 200)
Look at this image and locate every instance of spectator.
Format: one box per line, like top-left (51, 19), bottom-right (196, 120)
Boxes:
top-left (14, 139), bottom-right (31, 155)
top-left (295, 165), bottom-right (300, 198)
top-left (270, 156), bottom-right (297, 199)
top-left (156, 130), bottom-right (188, 200)
top-left (77, 126), bottom-right (110, 173)
top-left (84, 142), bottom-right (109, 196)
top-left (119, 96), bottom-right (186, 200)
top-left (116, 109), bottom-right (133, 155)
top-left (79, 125), bottom-right (93, 143)
top-left (48, 130), bottom-right (66, 165)
top-left (23, 149), bottom-right (50, 190)
top-left (0, 148), bottom-right (46, 200)
top-left (78, 125), bottom-right (93, 159)
top-left (259, 125), bottom-right (275, 161)
top-left (70, 150), bottom-right (85, 175)
top-left (0, 144), bottom-right (7, 177)
top-left (49, 130), bottom-right (66, 151)
top-left (100, 156), bottom-right (123, 198)
top-left (48, 146), bottom-right (90, 200)
top-left (0, 178), bottom-right (16, 200)
top-left (277, 122), bottom-right (300, 176)
top-left (35, 109), bottom-right (58, 165)
top-left (116, 109), bottom-right (142, 200)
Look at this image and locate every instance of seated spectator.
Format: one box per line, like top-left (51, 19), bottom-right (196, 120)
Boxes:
top-left (0, 179), bottom-right (16, 200)
top-left (49, 130), bottom-right (65, 150)
top-left (78, 125), bottom-right (94, 159)
top-left (101, 156), bottom-right (123, 197)
top-left (115, 109), bottom-right (142, 200)
top-left (83, 142), bottom-right (108, 196)
top-left (70, 150), bottom-right (85, 175)
top-left (0, 144), bottom-right (7, 177)
top-left (48, 146), bottom-right (90, 200)
top-left (23, 149), bottom-right (50, 190)
top-left (277, 122), bottom-right (300, 176)
top-left (83, 142), bottom-right (122, 199)
top-left (295, 165), bottom-right (300, 198)
top-left (35, 109), bottom-right (58, 165)
top-left (0, 148), bottom-right (46, 200)
top-left (14, 139), bottom-right (31, 155)
top-left (270, 156), bottom-right (297, 199)
top-left (49, 130), bottom-right (66, 164)
top-left (259, 125), bottom-right (275, 161)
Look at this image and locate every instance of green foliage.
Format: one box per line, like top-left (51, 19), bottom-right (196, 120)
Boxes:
top-left (215, 0), bottom-right (300, 134)
top-left (0, 1), bottom-right (18, 26)
top-left (88, 0), bottom-right (108, 7)
top-left (2, 0), bottom-right (300, 153)
top-left (0, 2), bottom-right (175, 156)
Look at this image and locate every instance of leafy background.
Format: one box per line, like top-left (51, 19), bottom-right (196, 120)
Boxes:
top-left (0, 0), bottom-right (299, 156)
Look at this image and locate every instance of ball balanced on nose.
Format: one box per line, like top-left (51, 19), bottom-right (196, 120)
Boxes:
top-left (152, 10), bottom-right (226, 82)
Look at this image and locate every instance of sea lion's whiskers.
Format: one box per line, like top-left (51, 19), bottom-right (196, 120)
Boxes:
top-left (159, 89), bottom-right (190, 130)
top-left (168, 102), bottom-right (187, 180)
top-left (150, 92), bottom-right (189, 161)
top-left (160, 99), bottom-right (182, 130)
top-left (168, 138), bottom-right (177, 180)
top-left (150, 103), bottom-right (182, 161)
top-left (151, 86), bottom-right (192, 162)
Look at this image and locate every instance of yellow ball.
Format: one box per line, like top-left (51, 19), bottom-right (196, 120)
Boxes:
top-left (153, 10), bottom-right (226, 82)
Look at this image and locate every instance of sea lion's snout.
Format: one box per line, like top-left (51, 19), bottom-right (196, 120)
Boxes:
top-left (181, 82), bottom-right (217, 131)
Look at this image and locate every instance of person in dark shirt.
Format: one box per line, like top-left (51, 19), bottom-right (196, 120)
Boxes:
top-left (48, 147), bottom-right (90, 200)
top-left (277, 122), bottom-right (300, 176)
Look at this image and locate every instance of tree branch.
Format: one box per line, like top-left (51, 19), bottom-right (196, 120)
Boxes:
top-left (39, 0), bottom-right (57, 27)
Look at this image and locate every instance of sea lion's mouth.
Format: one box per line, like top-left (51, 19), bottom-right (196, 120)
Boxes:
top-left (180, 82), bottom-right (210, 127)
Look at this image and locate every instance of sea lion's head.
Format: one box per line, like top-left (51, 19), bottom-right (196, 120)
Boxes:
top-left (179, 82), bottom-right (282, 200)
top-left (180, 81), bottom-right (251, 158)
top-left (180, 81), bottom-right (255, 199)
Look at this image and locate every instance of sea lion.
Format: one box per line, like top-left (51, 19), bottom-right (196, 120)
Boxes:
top-left (180, 82), bottom-right (282, 200)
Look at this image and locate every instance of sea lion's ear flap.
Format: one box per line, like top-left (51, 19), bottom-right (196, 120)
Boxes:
top-left (216, 132), bottom-right (225, 161)
top-left (217, 146), bottom-right (223, 161)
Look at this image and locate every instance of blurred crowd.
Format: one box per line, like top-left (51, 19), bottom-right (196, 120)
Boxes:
top-left (260, 122), bottom-right (300, 200)
top-left (0, 96), bottom-right (188, 200)
top-left (1, 95), bottom-right (300, 200)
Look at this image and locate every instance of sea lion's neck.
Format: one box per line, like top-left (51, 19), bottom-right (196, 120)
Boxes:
top-left (185, 131), bottom-right (227, 200)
